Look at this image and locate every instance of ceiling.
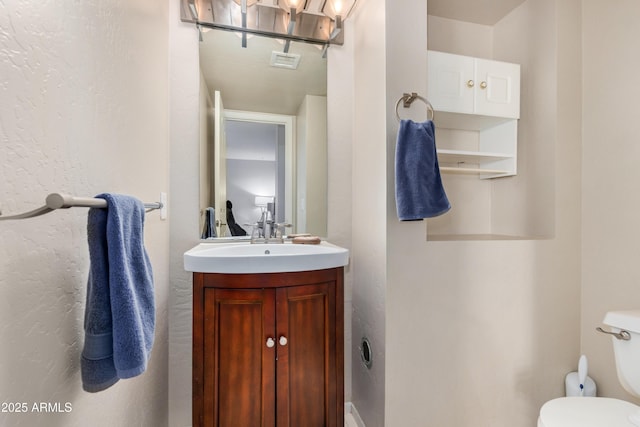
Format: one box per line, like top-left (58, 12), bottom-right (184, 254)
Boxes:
top-left (428, 0), bottom-right (527, 25)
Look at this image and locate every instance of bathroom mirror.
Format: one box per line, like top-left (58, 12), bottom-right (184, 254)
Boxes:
top-left (198, 28), bottom-right (328, 239)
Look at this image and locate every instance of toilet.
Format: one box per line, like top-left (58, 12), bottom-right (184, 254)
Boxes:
top-left (538, 310), bottom-right (640, 427)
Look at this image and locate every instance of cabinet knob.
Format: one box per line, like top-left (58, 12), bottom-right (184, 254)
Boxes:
top-left (279, 336), bottom-right (288, 346)
top-left (466, 80), bottom-right (475, 88)
top-left (266, 338), bottom-right (275, 348)
top-left (480, 81), bottom-right (487, 89)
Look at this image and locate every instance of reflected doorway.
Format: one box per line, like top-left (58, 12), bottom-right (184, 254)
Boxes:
top-left (225, 120), bottom-right (287, 234)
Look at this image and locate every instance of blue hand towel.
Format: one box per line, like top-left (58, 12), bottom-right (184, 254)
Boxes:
top-left (395, 119), bottom-right (451, 220)
top-left (82, 193), bottom-right (155, 392)
top-left (201, 207), bottom-right (217, 239)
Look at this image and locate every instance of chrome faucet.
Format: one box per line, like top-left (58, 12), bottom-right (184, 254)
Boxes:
top-left (262, 208), bottom-right (273, 240)
top-left (246, 201), bottom-right (291, 243)
top-left (247, 221), bottom-right (291, 244)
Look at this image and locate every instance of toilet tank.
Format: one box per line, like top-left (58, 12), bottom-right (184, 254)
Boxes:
top-left (603, 310), bottom-right (640, 398)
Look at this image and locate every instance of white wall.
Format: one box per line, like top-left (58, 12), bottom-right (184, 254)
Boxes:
top-left (168, 0), bottom-right (201, 425)
top-left (350, 0), bottom-right (389, 425)
top-left (581, 0), bottom-right (640, 402)
top-left (491, 0), bottom-right (558, 239)
top-left (326, 18), bottom-right (356, 408)
top-left (296, 95), bottom-right (328, 237)
top-left (427, 15), bottom-right (493, 58)
top-left (0, 1), bottom-right (170, 426)
top-left (382, 0), bottom-right (582, 425)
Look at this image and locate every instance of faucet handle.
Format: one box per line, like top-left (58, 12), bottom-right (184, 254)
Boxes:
top-left (275, 223), bottom-right (292, 239)
top-left (244, 223), bottom-right (261, 243)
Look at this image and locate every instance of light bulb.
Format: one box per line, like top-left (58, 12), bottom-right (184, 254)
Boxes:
top-left (334, 0), bottom-right (343, 14)
top-left (322, 0), bottom-right (354, 20)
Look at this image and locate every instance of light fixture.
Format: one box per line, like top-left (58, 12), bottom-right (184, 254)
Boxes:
top-left (187, 0), bottom-right (198, 20)
top-left (322, 0), bottom-right (353, 41)
top-left (230, 0), bottom-right (256, 48)
top-left (278, 0), bottom-right (304, 53)
top-left (322, 0), bottom-right (356, 20)
top-left (180, 0), bottom-right (356, 47)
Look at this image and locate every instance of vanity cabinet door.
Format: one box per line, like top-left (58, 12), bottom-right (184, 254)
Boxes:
top-left (276, 283), bottom-right (338, 427)
top-left (193, 268), bottom-right (344, 427)
top-left (201, 288), bottom-right (276, 427)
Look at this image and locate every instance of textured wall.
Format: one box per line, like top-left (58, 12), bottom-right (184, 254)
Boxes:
top-left (0, 1), bottom-right (170, 426)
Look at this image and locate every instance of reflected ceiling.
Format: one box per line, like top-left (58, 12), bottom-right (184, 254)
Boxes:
top-left (199, 29), bottom-right (327, 115)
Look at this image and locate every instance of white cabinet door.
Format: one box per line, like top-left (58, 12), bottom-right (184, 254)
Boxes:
top-left (428, 50), bottom-right (474, 114)
top-left (428, 50), bottom-right (520, 119)
top-left (474, 58), bottom-right (520, 118)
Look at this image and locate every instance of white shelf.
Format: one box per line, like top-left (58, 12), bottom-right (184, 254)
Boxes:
top-left (437, 146), bottom-right (515, 177)
top-left (439, 166), bottom-right (511, 176)
top-left (437, 149), bottom-right (513, 164)
top-left (433, 119), bottom-right (518, 179)
top-left (434, 111), bottom-right (513, 131)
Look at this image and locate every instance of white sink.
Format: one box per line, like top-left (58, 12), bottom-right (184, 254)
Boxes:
top-left (184, 241), bottom-right (349, 274)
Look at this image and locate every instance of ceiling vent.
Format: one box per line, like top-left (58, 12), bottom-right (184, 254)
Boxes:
top-left (270, 51), bottom-right (301, 70)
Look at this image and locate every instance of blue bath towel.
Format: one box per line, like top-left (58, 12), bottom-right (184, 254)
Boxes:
top-left (395, 120), bottom-right (451, 220)
top-left (81, 193), bottom-right (155, 392)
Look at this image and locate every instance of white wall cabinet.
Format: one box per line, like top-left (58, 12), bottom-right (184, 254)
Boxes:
top-left (427, 50), bottom-right (520, 178)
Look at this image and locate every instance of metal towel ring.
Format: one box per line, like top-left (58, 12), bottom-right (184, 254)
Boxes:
top-left (395, 92), bottom-right (435, 122)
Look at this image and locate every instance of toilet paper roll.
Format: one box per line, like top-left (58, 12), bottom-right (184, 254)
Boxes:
top-left (565, 371), bottom-right (597, 397)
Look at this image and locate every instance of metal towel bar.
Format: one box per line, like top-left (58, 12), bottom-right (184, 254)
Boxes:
top-left (0, 192), bottom-right (166, 221)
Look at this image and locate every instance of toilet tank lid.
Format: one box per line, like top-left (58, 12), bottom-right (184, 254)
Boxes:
top-left (603, 310), bottom-right (640, 333)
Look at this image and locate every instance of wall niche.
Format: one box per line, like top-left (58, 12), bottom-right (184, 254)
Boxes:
top-left (426, 10), bottom-right (556, 241)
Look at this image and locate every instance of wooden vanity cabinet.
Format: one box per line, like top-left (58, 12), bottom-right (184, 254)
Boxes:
top-left (193, 268), bottom-right (344, 427)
